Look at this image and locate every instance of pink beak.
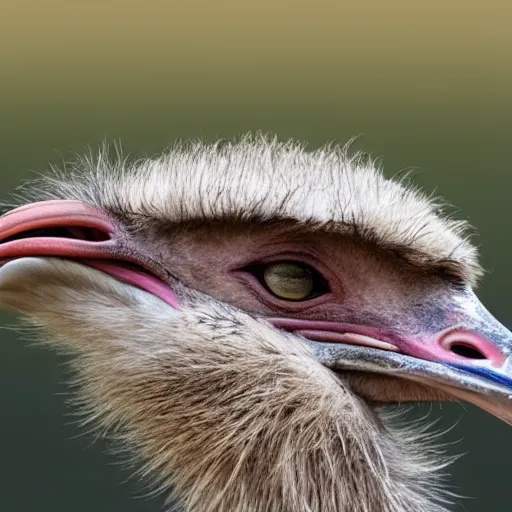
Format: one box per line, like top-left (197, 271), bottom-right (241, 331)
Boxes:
top-left (0, 200), bottom-right (179, 308)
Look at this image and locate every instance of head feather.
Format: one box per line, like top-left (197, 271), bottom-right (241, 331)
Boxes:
top-left (7, 134), bottom-right (481, 285)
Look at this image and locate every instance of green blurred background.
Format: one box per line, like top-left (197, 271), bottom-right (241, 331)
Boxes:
top-left (0, 1), bottom-right (510, 510)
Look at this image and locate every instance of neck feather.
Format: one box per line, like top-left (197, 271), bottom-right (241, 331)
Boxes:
top-left (8, 261), bottom-right (453, 512)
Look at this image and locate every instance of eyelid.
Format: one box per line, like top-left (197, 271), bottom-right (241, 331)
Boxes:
top-left (239, 259), bottom-right (331, 304)
top-left (244, 251), bottom-right (321, 267)
top-left (234, 248), bottom-right (339, 287)
top-left (229, 245), bottom-right (343, 308)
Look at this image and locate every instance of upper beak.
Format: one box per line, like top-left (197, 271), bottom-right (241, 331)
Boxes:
top-left (0, 200), bottom-right (511, 425)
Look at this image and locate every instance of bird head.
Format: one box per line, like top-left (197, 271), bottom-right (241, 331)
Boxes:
top-left (0, 138), bottom-right (510, 511)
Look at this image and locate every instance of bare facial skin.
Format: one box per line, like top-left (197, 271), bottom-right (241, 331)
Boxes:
top-left (138, 222), bottom-right (458, 401)
top-left (149, 223), bottom-right (447, 324)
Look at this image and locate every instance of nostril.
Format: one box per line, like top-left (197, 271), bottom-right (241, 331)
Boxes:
top-left (447, 342), bottom-right (487, 360)
top-left (438, 328), bottom-right (506, 365)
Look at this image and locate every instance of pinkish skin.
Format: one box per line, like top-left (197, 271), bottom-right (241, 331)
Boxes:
top-left (269, 318), bottom-right (507, 369)
top-left (1, 199), bottom-right (512, 426)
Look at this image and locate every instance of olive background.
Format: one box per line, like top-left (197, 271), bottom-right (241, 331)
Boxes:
top-left (0, 2), bottom-right (510, 511)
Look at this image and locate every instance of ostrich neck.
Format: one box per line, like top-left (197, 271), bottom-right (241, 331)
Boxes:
top-left (0, 260), bottom-right (451, 512)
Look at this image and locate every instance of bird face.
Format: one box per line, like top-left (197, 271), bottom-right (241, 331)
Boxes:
top-left (0, 142), bottom-right (511, 429)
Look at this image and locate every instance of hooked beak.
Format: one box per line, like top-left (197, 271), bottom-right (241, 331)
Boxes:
top-left (0, 200), bottom-right (511, 424)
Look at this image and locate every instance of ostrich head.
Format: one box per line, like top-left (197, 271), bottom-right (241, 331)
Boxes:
top-left (0, 137), bottom-right (511, 512)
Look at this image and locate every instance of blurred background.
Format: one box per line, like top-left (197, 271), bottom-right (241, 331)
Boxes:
top-left (0, 1), bottom-right (510, 510)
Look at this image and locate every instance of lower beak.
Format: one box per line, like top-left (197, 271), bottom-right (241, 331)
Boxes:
top-left (0, 200), bottom-right (511, 425)
top-left (311, 340), bottom-right (512, 424)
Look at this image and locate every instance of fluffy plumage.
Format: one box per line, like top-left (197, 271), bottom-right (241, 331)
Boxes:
top-left (7, 135), bottom-right (480, 284)
top-left (2, 257), bottom-right (451, 512)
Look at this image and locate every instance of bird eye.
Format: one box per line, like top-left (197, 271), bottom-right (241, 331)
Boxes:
top-left (263, 262), bottom-right (318, 301)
